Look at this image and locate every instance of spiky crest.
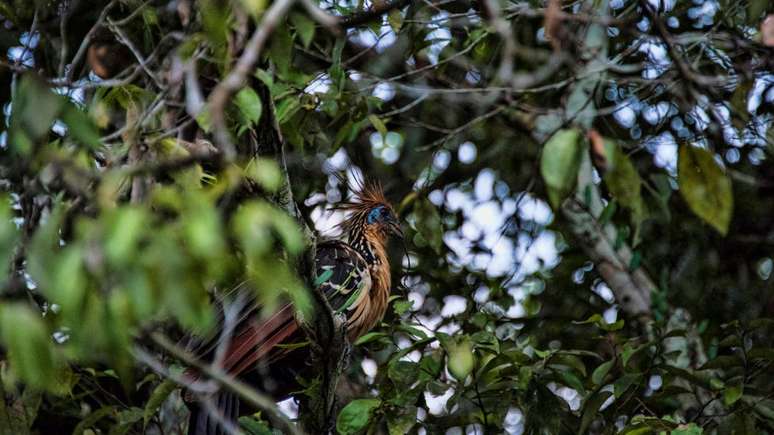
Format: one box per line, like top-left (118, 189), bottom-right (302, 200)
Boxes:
top-left (331, 173), bottom-right (394, 236)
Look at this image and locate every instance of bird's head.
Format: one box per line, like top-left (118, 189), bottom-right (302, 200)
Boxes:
top-left (365, 204), bottom-right (403, 238)
top-left (335, 177), bottom-right (403, 240)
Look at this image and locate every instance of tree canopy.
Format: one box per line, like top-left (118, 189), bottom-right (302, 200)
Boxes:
top-left (0, 0), bottom-right (773, 434)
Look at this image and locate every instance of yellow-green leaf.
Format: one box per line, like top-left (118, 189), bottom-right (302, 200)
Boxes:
top-left (0, 304), bottom-right (57, 390)
top-left (724, 384), bottom-right (743, 406)
top-left (540, 128), bottom-right (583, 209)
top-left (337, 398), bottom-right (380, 435)
top-left (678, 146), bottom-right (733, 235)
top-left (602, 138), bottom-right (645, 228)
top-left (368, 114), bottom-right (388, 138)
top-left (446, 336), bottom-right (475, 382)
top-left (291, 12), bottom-right (315, 48)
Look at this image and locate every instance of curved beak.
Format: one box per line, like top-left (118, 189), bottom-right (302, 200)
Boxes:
top-left (387, 219), bottom-right (404, 239)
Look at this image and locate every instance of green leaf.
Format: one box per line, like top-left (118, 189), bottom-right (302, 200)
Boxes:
top-left (11, 75), bottom-right (63, 146)
top-left (275, 98), bottom-right (301, 125)
top-left (724, 385), bottom-right (744, 406)
top-left (0, 304), bottom-right (57, 390)
top-left (143, 379), bottom-right (177, 427)
top-left (413, 198), bottom-right (443, 253)
top-left (540, 128), bottom-right (583, 208)
top-left (240, 414), bottom-right (277, 435)
top-left (392, 299), bottom-right (413, 316)
top-left (575, 314), bottom-right (624, 332)
top-left (560, 370), bottom-right (585, 393)
top-left (613, 373), bottom-right (641, 398)
top-left (336, 398), bottom-right (380, 435)
top-left (601, 138), bottom-right (645, 230)
top-left (445, 336), bottom-right (475, 382)
top-left (269, 24), bottom-right (293, 77)
top-left (678, 145), bottom-right (733, 235)
top-left (245, 158), bottom-right (282, 193)
top-left (239, 0), bottom-right (268, 15)
top-left (592, 360), bottom-right (614, 385)
top-left (72, 405), bottom-right (116, 435)
top-left (387, 9), bottom-right (403, 33)
top-left (700, 355), bottom-right (743, 370)
top-left (354, 331), bottom-right (390, 346)
top-left (0, 197), bottom-right (19, 286)
top-left (368, 114), bottom-right (388, 138)
top-left (388, 360), bottom-right (418, 385)
top-left (387, 413), bottom-right (414, 435)
top-left (579, 390), bottom-right (613, 435)
top-left (235, 87), bottom-right (263, 126)
top-left (290, 12), bottom-right (315, 48)
top-left (104, 206), bottom-right (148, 265)
top-left (61, 103), bottom-right (101, 148)
top-left (671, 423), bottom-right (704, 435)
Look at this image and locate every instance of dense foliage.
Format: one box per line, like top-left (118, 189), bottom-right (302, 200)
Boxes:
top-left (1, 0), bottom-right (773, 433)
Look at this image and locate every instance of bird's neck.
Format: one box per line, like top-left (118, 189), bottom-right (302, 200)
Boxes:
top-left (347, 227), bottom-right (387, 267)
top-left (345, 226), bottom-right (392, 341)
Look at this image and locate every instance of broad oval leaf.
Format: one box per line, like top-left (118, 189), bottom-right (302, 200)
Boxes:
top-left (592, 360), bottom-right (614, 385)
top-left (540, 128), bottom-right (583, 208)
top-left (235, 87), bottom-right (263, 126)
top-left (678, 146), bottom-right (733, 235)
top-left (336, 398), bottom-right (381, 435)
top-left (601, 138), bottom-right (645, 228)
top-left (446, 336), bottom-right (475, 382)
top-left (0, 303), bottom-right (57, 390)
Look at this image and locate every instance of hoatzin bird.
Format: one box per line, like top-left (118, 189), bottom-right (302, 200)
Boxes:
top-left (185, 179), bottom-right (402, 435)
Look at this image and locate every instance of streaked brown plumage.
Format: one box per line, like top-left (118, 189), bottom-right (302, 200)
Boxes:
top-left (185, 178), bottom-right (401, 435)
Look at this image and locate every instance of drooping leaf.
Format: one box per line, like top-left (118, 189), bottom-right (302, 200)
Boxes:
top-left (290, 12), bottom-right (315, 48)
top-left (678, 145), bottom-right (733, 235)
top-left (336, 398), bottom-right (380, 435)
top-left (540, 128), bottom-right (583, 208)
top-left (592, 360), bottom-right (614, 385)
top-left (143, 379), bottom-right (177, 427)
top-left (61, 103), bottom-right (101, 148)
top-left (724, 384), bottom-right (744, 406)
top-left (601, 138), bottom-right (645, 233)
top-left (445, 335), bottom-right (475, 382)
top-left (235, 87), bottom-right (263, 126)
top-left (0, 304), bottom-right (57, 391)
top-left (413, 198), bottom-right (443, 253)
top-left (0, 197), bottom-right (19, 287)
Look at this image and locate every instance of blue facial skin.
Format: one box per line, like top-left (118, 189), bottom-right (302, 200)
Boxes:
top-left (367, 206), bottom-right (387, 224)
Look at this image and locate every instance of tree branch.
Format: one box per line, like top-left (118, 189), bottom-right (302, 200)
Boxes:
top-left (207, 0), bottom-right (298, 160)
top-left (148, 332), bottom-right (306, 435)
top-left (339, 0), bottom-right (413, 28)
top-left (561, 151), bottom-right (653, 318)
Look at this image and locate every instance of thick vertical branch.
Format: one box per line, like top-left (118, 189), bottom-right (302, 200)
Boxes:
top-left (561, 151), bottom-right (653, 318)
top-left (248, 70), bottom-right (344, 434)
top-left (297, 288), bottom-right (350, 434)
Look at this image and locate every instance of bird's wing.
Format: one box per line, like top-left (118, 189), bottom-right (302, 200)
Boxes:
top-left (314, 240), bottom-right (373, 312)
top-left (193, 240), bottom-right (371, 378)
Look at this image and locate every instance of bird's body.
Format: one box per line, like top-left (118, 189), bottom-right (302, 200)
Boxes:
top-left (186, 179), bottom-right (401, 435)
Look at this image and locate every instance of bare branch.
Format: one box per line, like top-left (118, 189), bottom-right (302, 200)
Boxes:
top-left (339, 0), bottom-right (413, 28)
top-left (149, 332), bottom-right (306, 435)
top-left (207, 0), bottom-right (298, 160)
top-left (62, 0), bottom-right (118, 83)
top-left (299, 0), bottom-right (342, 34)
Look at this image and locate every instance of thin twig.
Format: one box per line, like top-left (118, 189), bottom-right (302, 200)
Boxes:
top-left (207, 0), bottom-right (298, 160)
top-left (107, 18), bottom-right (163, 88)
top-left (299, 0), bottom-right (342, 34)
top-left (149, 332), bottom-right (306, 435)
top-left (63, 0), bottom-right (118, 83)
top-left (111, 0), bottom-right (155, 26)
top-left (339, 0), bottom-right (413, 28)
